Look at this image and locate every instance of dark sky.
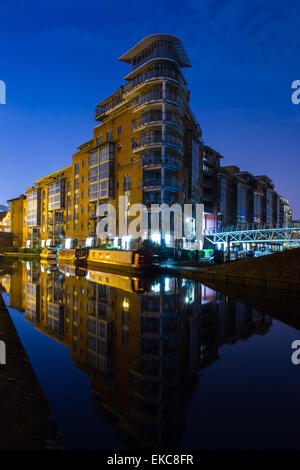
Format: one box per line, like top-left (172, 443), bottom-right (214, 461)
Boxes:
top-left (0, 0), bottom-right (299, 216)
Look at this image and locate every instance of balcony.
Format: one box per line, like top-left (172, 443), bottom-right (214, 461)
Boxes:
top-left (95, 94), bottom-right (124, 121)
top-left (132, 135), bottom-right (183, 154)
top-left (123, 65), bottom-right (188, 97)
top-left (132, 112), bottom-right (183, 134)
top-left (132, 91), bottom-right (163, 111)
top-left (142, 155), bottom-right (182, 171)
top-left (143, 177), bottom-right (180, 192)
top-left (132, 135), bottom-right (163, 153)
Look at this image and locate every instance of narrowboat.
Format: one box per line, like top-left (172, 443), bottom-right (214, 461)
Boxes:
top-left (57, 247), bottom-right (89, 265)
top-left (57, 247), bottom-right (159, 272)
top-left (40, 246), bottom-right (57, 261)
top-left (87, 248), bottom-right (159, 273)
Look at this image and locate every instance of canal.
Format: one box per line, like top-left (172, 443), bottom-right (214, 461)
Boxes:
top-left (1, 260), bottom-right (300, 449)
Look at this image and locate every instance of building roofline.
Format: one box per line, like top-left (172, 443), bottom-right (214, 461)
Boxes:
top-left (35, 165), bottom-right (72, 185)
top-left (118, 34), bottom-right (191, 68)
top-left (7, 194), bottom-right (26, 202)
top-left (204, 145), bottom-right (224, 158)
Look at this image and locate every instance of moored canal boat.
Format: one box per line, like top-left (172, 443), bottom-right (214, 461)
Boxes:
top-left (40, 246), bottom-right (57, 261)
top-left (57, 247), bottom-right (159, 272)
top-left (87, 248), bottom-right (159, 273)
top-left (57, 247), bottom-right (89, 265)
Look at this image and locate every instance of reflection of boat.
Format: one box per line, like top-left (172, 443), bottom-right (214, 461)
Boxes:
top-left (58, 263), bottom-right (87, 278)
top-left (40, 247), bottom-right (57, 261)
top-left (40, 259), bottom-right (58, 272)
top-left (58, 263), bottom-right (153, 293)
top-left (86, 267), bottom-right (152, 293)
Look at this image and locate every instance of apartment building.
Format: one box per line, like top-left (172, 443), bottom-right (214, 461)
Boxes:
top-left (202, 145), bottom-right (222, 231)
top-left (8, 34), bottom-right (293, 248)
top-left (10, 34), bottom-right (204, 250)
top-left (216, 166), bottom-right (284, 229)
top-left (279, 196), bottom-right (293, 226)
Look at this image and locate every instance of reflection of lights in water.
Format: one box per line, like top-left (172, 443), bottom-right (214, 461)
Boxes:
top-left (165, 233), bottom-right (171, 245)
top-left (185, 284), bottom-right (195, 304)
top-left (26, 262), bottom-right (30, 271)
top-left (122, 298), bottom-right (129, 309)
top-left (85, 272), bottom-right (90, 280)
top-left (151, 282), bottom-right (160, 293)
top-left (165, 277), bottom-right (171, 292)
top-left (40, 264), bottom-right (45, 273)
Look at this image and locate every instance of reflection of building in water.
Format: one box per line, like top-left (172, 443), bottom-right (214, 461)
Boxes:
top-left (0, 273), bottom-right (11, 294)
top-left (9, 263), bottom-right (272, 448)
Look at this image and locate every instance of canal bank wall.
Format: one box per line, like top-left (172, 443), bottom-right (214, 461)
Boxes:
top-left (0, 293), bottom-right (63, 449)
top-left (164, 248), bottom-right (300, 292)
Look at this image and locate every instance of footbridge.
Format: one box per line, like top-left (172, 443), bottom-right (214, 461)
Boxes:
top-left (204, 226), bottom-right (300, 247)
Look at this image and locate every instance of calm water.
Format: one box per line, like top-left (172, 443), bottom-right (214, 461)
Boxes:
top-left (1, 260), bottom-right (300, 449)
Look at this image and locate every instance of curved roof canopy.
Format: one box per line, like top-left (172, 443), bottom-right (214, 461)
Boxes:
top-left (119, 34), bottom-right (191, 68)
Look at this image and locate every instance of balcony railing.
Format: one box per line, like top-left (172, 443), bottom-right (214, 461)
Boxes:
top-left (132, 135), bottom-right (183, 153)
top-left (143, 178), bottom-right (180, 191)
top-left (132, 91), bottom-right (163, 110)
top-left (142, 155), bottom-right (182, 170)
top-left (95, 65), bottom-right (188, 121)
top-left (123, 66), bottom-right (188, 96)
top-left (132, 112), bottom-right (183, 133)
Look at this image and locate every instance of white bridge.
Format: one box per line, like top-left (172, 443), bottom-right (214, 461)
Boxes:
top-left (204, 226), bottom-right (300, 246)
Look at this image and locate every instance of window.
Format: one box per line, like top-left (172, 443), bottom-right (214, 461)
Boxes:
top-left (48, 181), bottom-right (63, 210)
top-left (81, 207), bottom-right (85, 213)
top-left (118, 145), bottom-right (122, 152)
top-left (82, 160), bottom-right (85, 167)
top-left (106, 130), bottom-right (113, 142)
top-left (131, 138), bottom-right (136, 150)
top-left (117, 126), bottom-right (122, 135)
top-left (82, 175), bottom-right (85, 183)
top-left (123, 175), bottom-right (131, 191)
top-left (74, 163), bottom-right (79, 175)
top-left (82, 191), bottom-right (85, 198)
top-left (97, 136), bottom-right (102, 145)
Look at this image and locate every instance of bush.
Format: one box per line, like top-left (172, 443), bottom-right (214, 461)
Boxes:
top-left (18, 247), bottom-right (42, 254)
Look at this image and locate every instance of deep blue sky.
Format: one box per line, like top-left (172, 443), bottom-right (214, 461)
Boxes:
top-left (0, 0), bottom-right (299, 216)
